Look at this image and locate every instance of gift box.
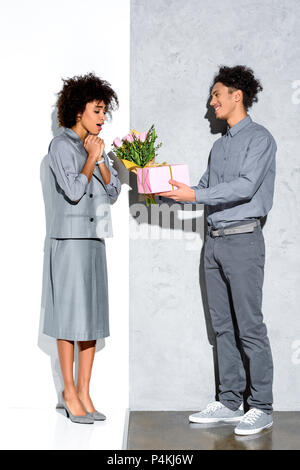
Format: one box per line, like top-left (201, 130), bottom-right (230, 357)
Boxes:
top-left (136, 164), bottom-right (190, 194)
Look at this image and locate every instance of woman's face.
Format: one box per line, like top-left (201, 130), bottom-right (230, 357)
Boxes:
top-left (78, 99), bottom-right (106, 135)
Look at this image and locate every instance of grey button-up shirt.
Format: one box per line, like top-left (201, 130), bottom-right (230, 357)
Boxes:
top-left (191, 115), bottom-right (277, 229)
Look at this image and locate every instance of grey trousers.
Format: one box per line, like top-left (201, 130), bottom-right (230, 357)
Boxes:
top-left (204, 221), bottom-right (273, 414)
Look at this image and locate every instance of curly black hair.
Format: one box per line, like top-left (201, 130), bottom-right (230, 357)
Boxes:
top-left (211, 65), bottom-right (263, 110)
top-left (56, 72), bottom-right (119, 128)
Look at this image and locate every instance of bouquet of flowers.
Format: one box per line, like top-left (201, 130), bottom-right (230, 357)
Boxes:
top-left (112, 125), bottom-right (162, 205)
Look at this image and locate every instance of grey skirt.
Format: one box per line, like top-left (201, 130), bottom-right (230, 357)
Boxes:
top-left (42, 238), bottom-right (109, 341)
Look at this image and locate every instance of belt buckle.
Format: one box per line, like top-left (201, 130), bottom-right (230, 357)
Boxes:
top-left (208, 226), bottom-right (217, 238)
top-left (211, 227), bottom-right (222, 237)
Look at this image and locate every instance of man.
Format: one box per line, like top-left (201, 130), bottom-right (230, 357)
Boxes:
top-left (157, 65), bottom-right (276, 436)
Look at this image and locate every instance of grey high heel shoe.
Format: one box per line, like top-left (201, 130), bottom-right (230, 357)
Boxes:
top-left (86, 410), bottom-right (106, 421)
top-left (76, 390), bottom-right (106, 421)
top-left (56, 392), bottom-right (94, 424)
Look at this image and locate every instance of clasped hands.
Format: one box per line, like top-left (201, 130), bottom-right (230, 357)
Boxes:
top-left (83, 134), bottom-right (111, 185)
top-left (156, 180), bottom-right (196, 202)
top-left (84, 134), bottom-right (105, 161)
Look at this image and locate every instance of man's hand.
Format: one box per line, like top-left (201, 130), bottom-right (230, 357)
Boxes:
top-left (156, 180), bottom-right (196, 202)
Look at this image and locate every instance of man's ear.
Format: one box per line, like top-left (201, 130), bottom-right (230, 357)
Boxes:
top-left (234, 89), bottom-right (243, 103)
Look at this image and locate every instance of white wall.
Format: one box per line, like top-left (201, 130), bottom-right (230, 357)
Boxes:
top-left (0, 0), bottom-right (129, 448)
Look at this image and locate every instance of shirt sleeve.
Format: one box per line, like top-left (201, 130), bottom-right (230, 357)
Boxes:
top-left (49, 138), bottom-right (89, 202)
top-left (193, 134), bottom-right (276, 206)
top-left (102, 151), bottom-right (121, 204)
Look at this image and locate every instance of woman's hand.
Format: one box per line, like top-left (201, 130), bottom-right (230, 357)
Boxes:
top-left (84, 135), bottom-right (105, 160)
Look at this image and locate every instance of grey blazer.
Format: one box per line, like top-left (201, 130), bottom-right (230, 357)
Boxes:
top-left (46, 127), bottom-right (121, 238)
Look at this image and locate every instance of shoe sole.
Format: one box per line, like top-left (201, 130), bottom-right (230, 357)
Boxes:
top-left (56, 404), bottom-right (94, 424)
top-left (234, 421), bottom-right (273, 435)
top-left (189, 415), bottom-right (243, 424)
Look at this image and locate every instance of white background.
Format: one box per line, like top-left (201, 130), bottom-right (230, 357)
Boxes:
top-left (0, 0), bottom-right (130, 449)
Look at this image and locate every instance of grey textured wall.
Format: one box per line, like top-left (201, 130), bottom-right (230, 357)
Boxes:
top-left (130, 0), bottom-right (300, 410)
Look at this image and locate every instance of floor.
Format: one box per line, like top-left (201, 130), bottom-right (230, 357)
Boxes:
top-left (127, 411), bottom-right (300, 450)
top-left (3, 407), bottom-right (299, 450)
top-left (1, 406), bottom-right (129, 450)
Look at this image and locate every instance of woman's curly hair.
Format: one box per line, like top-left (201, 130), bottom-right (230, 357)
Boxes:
top-left (212, 65), bottom-right (263, 110)
top-left (56, 72), bottom-right (119, 128)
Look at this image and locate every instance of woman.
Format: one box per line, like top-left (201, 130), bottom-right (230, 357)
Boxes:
top-left (42, 72), bottom-right (121, 424)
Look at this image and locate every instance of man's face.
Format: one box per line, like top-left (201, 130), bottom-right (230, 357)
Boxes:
top-left (210, 82), bottom-right (239, 121)
top-left (78, 99), bottom-right (106, 135)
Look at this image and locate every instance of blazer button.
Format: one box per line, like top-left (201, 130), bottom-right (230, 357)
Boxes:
top-left (90, 193), bottom-right (93, 198)
top-left (90, 217), bottom-right (94, 222)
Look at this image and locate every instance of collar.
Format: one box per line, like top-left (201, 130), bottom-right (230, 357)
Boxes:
top-left (63, 127), bottom-right (85, 145)
top-left (227, 115), bottom-right (252, 137)
top-left (62, 127), bottom-right (106, 185)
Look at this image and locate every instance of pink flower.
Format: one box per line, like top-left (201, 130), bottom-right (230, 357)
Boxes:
top-left (123, 133), bottom-right (134, 143)
top-left (113, 137), bottom-right (122, 148)
top-left (138, 131), bottom-right (147, 142)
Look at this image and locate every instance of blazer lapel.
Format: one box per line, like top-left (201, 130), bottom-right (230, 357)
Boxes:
top-left (92, 165), bottom-right (107, 191)
top-left (93, 163), bottom-right (103, 181)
